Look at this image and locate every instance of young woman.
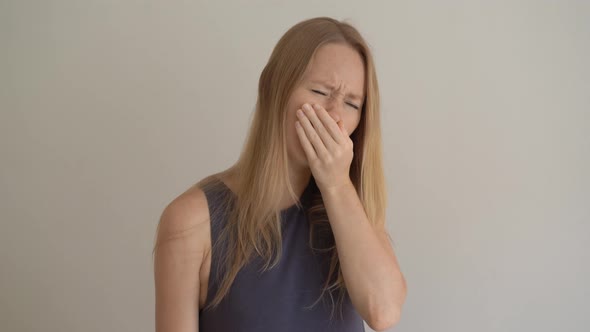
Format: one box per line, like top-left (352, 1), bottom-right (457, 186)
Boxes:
top-left (153, 17), bottom-right (407, 332)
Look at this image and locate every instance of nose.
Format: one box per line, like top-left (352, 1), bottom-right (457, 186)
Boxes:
top-left (324, 94), bottom-right (343, 123)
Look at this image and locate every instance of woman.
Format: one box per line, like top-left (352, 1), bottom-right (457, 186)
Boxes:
top-left (153, 17), bottom-right (407, 332)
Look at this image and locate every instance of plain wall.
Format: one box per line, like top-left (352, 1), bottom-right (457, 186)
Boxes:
top-left (1, 1), bottom-right (588, 331)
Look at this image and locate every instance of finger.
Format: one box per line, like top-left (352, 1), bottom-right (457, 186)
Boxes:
top-left (311, 104), bottom-right (346, 145)
top-left (339, 121), bottom-right (347, 137)
top-left (302, 104), bottom-right (339, 151)
top-left (295, 120), bottom-right (318, 161)
top-left (297, 108), bottom-right (329, 159)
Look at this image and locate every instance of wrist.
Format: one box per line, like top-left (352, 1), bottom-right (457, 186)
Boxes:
top-left (319, 179), bottom-right (355, 196)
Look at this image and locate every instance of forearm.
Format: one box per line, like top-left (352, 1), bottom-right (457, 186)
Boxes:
top-left (320, 180), bottom-right (406, 328)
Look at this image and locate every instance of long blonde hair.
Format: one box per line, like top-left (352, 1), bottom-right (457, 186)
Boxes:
top-left (155, 16), bottom-right (387, 321)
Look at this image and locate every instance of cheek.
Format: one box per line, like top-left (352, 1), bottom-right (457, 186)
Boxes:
top-left (345, 116), bottom-right (361, 136)
top-left (287, 112), bottom-right (300, 144)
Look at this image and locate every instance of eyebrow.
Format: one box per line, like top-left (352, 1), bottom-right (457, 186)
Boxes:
top-left (310, 80), bottom-right (364, 102)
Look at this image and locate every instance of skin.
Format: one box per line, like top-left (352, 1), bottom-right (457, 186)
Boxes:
top-left (285, 43), bottom-right (407, 329)
top-left (282, 42), bottom-right (366, 208)
top-left (155, 42), bottom-right (406, 332)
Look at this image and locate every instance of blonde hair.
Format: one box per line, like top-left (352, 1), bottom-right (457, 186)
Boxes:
top-left (155, 16), bottom-right (387, 321)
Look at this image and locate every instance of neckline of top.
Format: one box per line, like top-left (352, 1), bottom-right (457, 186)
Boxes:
top-left (214, 177), bottom-right (313, 213)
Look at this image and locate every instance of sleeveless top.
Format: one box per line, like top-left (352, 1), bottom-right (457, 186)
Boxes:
top-left (199, 177), bottom-right (365, 332)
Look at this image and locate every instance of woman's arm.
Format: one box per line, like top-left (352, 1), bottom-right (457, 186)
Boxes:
top-left (154, 190), bottom-right (210, 332)
top-left (294, 103), bottom-right (407, 330)
top-left (320, 182), bottom-right (407, 331)
top-left (322, 182), bottom-right (406, 331)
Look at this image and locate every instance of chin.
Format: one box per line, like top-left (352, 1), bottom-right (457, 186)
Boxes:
top-left (296, 147), bottom-right (309, 166)
top-left (288, 141), bottom-right (311, 170)
top-left (291, 152), bottom-right (309, 170)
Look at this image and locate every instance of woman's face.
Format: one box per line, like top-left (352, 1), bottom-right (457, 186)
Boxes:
top-left (285, 43), bottom-right (366, 170)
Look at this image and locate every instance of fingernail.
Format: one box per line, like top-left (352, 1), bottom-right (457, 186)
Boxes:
top-left (312, 104), bottom-right (321, 110)
top-left (303, 104), bottom-right (312, 111)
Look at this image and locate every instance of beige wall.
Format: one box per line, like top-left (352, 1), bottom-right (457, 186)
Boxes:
top-left (1, 1), bottom-right (588, 331)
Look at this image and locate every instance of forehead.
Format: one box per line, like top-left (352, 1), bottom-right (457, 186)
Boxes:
top-left (303, 43), bottom-right (366, 99)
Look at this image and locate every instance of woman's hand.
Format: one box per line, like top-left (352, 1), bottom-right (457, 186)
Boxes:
top-left (295, 103), bottom-right (354, 193)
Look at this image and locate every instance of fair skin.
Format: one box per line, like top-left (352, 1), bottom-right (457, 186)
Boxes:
top-left (282, 42), bottom-right (365, 208)
top-left (289, 43), bottom-right (407, 330)
top-left (154, 42), bottom-right (406, 332)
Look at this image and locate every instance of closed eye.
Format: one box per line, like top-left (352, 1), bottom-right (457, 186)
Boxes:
top-left (311, 89), bottom-right (360, 110)
top-left (346, 102), bottom-right (360, 110)
top-left (311, 89), bottom-right (327, 96)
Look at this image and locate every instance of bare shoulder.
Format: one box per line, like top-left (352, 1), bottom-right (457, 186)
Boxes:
top-left (153, 185), bottom-right (212, 331)
top-left (156, 186), bottom-right (211, 248)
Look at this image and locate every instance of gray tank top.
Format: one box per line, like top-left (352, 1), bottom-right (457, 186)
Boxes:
top-left (199, 178), bottom-right (365, 332)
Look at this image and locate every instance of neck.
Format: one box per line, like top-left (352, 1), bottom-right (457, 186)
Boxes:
top-left (220, 162), bottom-right (312, 210)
